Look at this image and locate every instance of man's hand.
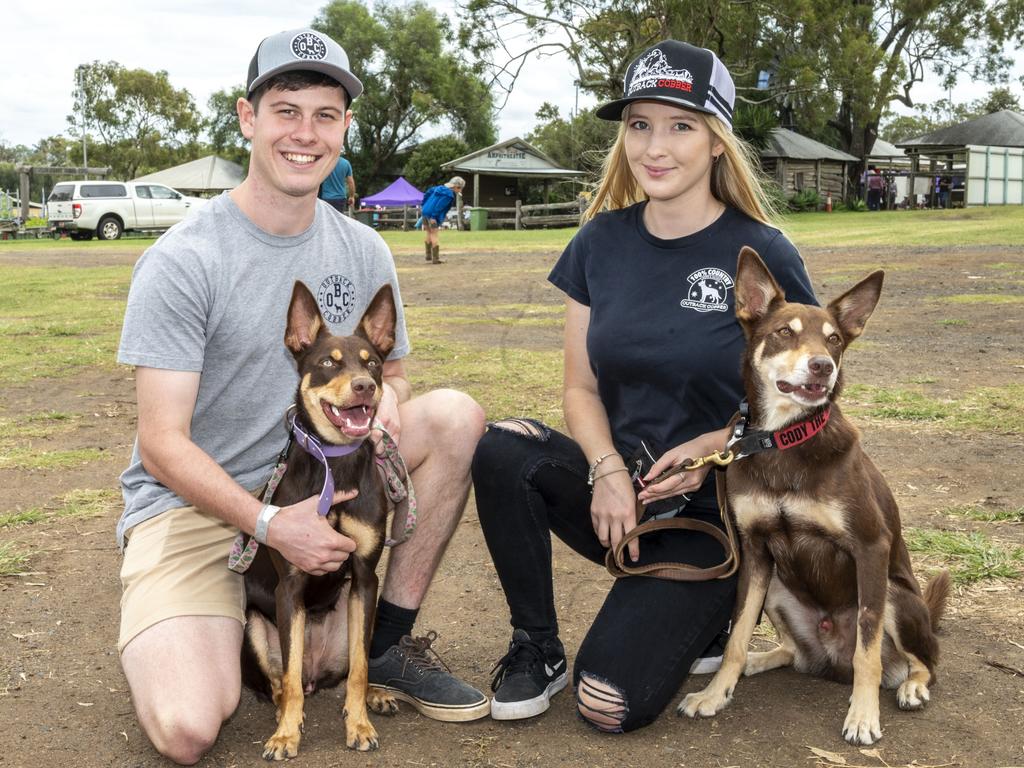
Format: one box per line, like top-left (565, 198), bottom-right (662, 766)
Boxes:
top-left (265, 489), bottom-right (358, 575)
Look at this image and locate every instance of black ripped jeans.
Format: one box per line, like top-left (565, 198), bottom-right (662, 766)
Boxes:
top-left (471, 420), bottom-right (737, 732)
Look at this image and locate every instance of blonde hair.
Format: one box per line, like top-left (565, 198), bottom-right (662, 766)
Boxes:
top-left (583, 110), bottom-right (780, 226)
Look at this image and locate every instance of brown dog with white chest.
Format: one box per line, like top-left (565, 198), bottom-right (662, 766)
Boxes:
top-left (680, 247), bottom-right (950, 745)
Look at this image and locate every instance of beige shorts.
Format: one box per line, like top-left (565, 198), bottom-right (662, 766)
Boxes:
top-left (118, 505), bottom-right (245, 654)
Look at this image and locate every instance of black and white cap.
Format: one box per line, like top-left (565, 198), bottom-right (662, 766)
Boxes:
top-left (596, 40), bottom-right (734, 131)
top-left (246, 28), bottom-right (363, 102)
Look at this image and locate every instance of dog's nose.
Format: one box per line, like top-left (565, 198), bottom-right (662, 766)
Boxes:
top-left (351, 377), bottom-right (377, 396)
top-left (809, 356), bottom-right (834, 377)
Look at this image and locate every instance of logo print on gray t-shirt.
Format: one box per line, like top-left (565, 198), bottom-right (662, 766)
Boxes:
top-left (317, 274), bottom-right (356, 324)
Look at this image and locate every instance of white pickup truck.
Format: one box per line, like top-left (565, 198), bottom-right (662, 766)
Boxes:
top-left (48, 180), bottom-right (207, 240)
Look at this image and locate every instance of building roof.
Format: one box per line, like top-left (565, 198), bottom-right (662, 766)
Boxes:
top-left (898, 110), bottom-right (1024, 149)
top-left (442, 137), bottom-right (587, 179)
top-left (361, 176), bottom-right (423, 207)
top-left (868, 137), bottom-right (906, 158)
top-left (134, 155), bottom-right (244, 192)
top-left (761, 128), bottom-right (858, 162)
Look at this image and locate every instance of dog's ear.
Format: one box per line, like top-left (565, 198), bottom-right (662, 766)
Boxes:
top-left (284, 281), bottom-right (326, 355)
top-left (828, 270), bottom-right (884, 342)
top-left (734, 246), bottom-right (785, 325)
top-left (357, 285), bottom-right (397, 359)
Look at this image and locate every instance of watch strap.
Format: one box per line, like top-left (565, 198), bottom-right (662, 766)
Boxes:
top-left (254, 504), bottom-right (281, 545)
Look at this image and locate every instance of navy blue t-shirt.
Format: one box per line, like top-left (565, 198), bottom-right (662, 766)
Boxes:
top-left (548, 202), bottom-right (816, 502)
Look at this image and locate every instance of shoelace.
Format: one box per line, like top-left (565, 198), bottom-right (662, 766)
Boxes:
top-left (490, 636), bottom-right (546, 692)
top-left (397, 631), bottom-right (450, 675)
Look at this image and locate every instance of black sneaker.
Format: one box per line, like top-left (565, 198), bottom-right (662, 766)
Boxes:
top-left (490, 629), bottom-right (568, 720)
top-left (368, 631), bottom-right (490, 722)
top-left (689, 626), bottom-right (730, 675)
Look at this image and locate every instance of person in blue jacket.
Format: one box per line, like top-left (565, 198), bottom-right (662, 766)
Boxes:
top-left (420, 176), bottom-right (464, 264)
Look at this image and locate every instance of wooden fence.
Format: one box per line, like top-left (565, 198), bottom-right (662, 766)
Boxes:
top-left (354, 199), bottom-right (582, 231)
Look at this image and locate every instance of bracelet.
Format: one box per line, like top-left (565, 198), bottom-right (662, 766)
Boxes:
top-left (254, 504), bottom-right (281, 545)
top-left (593, 466), bottom-right (630, 484)
top-left (587, 452), bottom-right (619, 487)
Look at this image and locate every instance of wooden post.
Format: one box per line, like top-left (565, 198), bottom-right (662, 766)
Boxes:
top-left (543, 179), bottom-right (550, 205)
top-left (515, 199), bottom-right (522, 230)
top-left (456, 193), bottom-right (464, 231)
top-left (19, 171), bottom-right (31, 222)
top-left (473, 173), bottom-right (480, 208)
top-left (402, 205), bottom-right (409, 231)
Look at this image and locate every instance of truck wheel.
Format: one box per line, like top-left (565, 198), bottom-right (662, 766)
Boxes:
top-left (97, 217), bottom-right (123, 240)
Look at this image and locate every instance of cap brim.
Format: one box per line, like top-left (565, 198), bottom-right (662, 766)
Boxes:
top-left (248, 61), bottom-right (364, 102)
top-left (595, 95), bottom-right (717, 121)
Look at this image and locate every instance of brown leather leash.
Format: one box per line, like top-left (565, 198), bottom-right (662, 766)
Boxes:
top-left (604, 449), bottom-right (740, 582)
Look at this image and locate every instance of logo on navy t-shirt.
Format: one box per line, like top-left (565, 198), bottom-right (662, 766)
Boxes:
top-left (680, 267), bottom-right (733, 313)
top-left (317, 274), bottom-right (356, 324)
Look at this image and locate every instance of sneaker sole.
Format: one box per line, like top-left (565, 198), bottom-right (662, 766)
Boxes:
top-left (368, 684), bottom-right (490, 722)
top-left (490, 672), bottom-right (568, 721)
top-left (689, 655), bottom-right (723, 675)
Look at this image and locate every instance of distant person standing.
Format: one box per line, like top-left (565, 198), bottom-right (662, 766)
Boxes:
top-left (321, 148), bottom-right (356, 214)
top-left (865, 165), bottom-right (884, 211)
top-left (420, 177), bottom-right (464, 264)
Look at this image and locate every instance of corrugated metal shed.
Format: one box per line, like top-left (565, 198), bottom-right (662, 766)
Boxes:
top-left (761, 128), bottom-right (858, 162)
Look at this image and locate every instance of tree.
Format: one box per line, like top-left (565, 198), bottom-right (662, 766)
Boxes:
top-left (462, 0), bottom-right (1024, 187)
top-left (68, 61), bottom-right (202, 179)
top-left (526, 103), bottom-right (615, 175)
top-left (206, 86), bottom-right (250, 168)
top-left (402, 135), bottom-right (469, 190)
top-left (315, 0), bottom-right (497, 192)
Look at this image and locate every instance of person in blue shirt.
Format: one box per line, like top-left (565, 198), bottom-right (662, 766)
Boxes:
top-left (320, 149), bottom-right (356, 213)
top-left (471, 39), bottom-right (817, 733)
top-left (420, 176), bottom-right (464, 264)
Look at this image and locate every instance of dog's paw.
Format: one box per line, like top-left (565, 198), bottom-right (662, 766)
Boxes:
top-left (897, 679), bottom-right (930, 710)
top-left (262, 731), bottom-right (301, 761)
top-left (346, 719), bottom-right (380, 752)
top-left (367, 687), bottom-right (400, 715)
top-left (842, 697), bottom-right (882, 745)
top-left (678, 686), bottom-right (732, 718)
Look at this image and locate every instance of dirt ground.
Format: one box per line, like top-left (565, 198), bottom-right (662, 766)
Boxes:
top-left (1, 240), bottom-right (1022, 768)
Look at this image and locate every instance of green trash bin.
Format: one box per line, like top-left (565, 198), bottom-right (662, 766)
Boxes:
top-left (354, 209), bottom-right (374, 226)
top-left (469, 207), bottom-right (489, 231)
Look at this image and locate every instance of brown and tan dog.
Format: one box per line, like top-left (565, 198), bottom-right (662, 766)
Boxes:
top-left (680, 247), bottom-right (950, 745)
top-left (240, 282), bottom-right (399, 760)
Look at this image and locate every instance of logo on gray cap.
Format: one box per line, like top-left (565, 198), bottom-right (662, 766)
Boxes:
top-left (291, 32), bottom-right (328, 60)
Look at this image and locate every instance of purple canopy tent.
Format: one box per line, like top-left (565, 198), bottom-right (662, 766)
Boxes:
top-left (361, 176), bottom-right (424, 207)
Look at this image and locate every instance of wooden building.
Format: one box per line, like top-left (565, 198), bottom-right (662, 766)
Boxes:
top-left (441, 137), bottom-right (586, 208)
top-left (760, 128), bottom-right (858, 201)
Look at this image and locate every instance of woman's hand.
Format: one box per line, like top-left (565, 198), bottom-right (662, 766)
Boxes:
top-left (590, 464), bottom-right (641, 562)
top-left (637, 428), bottom-right (730, 505)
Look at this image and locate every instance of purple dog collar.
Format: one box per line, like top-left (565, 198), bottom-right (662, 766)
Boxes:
top-left (289, 412), bottom-right (365, 516)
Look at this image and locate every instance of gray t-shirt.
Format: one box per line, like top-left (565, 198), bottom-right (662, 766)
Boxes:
top-left (116, 193), bottom-right (409, 547)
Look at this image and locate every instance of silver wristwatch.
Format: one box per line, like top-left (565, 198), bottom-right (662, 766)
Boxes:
top-left (254, 504), bottom-right (281, 545)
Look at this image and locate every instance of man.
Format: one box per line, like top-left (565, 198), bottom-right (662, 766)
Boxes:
top-left (116, 28), bottom-right (488, 765)
top-left (865, 165), bottom-right (884, 211)
top-left (420, 176), bottom-right (464, 264)
top-left (321, 147), bottom-right (356, 213)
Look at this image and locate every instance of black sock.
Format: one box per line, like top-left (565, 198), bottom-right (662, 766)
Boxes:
top-left (370, 600), bottom-right (419, 659)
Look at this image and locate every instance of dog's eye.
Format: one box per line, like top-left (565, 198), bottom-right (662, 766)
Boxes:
top-left (827, 333), bottom-right (842, 345)
top-left (366, 360), bottom-right (379, 370)
top-left (777, 327), bottom-right (793, 337)
top-left (320, 359), bottom-right (334, 368)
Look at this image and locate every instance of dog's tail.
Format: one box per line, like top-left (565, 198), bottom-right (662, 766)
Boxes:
top-left (923, 569), bottom-right (952, 631)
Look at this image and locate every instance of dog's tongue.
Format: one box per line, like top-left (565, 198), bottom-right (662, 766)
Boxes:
top-left (322, 402), bottom-right (372, 436)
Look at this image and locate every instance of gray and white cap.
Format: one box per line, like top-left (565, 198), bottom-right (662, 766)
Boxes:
top-left (596, 40), bottom-right (734, 131)
top-left (246, 28), bottom-right (363, 102)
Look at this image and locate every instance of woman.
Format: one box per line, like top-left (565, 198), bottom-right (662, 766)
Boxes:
top-left (419, 176), bottom-right (465, 264)
top-left (471, 40), bottom-right (817, 732)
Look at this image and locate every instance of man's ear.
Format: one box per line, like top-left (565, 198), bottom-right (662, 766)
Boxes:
top-left (237, 96), bottom-right (255, 141)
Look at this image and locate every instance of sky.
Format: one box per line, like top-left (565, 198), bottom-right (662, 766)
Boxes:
top-left (2, 2), bottom-right (1020, 152)
top-left (0, 0), bottom-right (595, 150)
